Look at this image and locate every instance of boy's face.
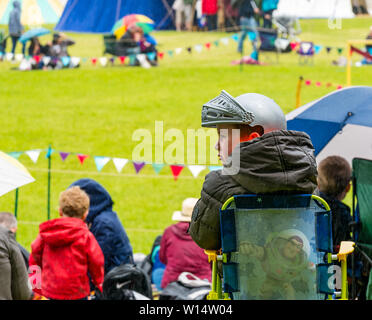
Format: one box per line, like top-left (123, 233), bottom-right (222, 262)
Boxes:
top-left (216, 124), bottom-right (241, 164)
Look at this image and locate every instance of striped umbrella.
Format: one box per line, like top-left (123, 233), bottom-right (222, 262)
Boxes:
top-left (112, 14), bottom-right (155, 40)
top-left (0, 0), bottom-right (66, 26)
top-left (286, 86), bottom-right (372, 164)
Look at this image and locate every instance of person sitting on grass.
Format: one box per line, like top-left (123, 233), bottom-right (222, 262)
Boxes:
top-left (29, 186), bottom-right (104, 300)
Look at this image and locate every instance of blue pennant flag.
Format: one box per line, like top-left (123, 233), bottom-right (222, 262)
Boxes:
top-left (152, 163), bottom-right (165, 174)
top-left (94, 156), bottom-right (111, 172)
top-left (61, 56), bottom-right (70, 67)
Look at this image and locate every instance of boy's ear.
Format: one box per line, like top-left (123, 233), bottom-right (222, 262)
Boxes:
top-left (83, 210), bottom-right (89, 221)
top-left (58, 208), bottom-right (63, 217)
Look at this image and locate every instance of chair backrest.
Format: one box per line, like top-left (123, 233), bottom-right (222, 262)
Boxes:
top-left (219, 194), bottom-right (334, 300)
top-left (352, 158), bottom-right (372, 245)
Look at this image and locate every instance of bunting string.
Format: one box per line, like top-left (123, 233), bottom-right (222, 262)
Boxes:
top-left (7, 148), bottom-right (223, 181)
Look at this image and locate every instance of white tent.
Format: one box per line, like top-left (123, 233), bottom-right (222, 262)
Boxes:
top-left (274, 0), bottom-right (355, 19)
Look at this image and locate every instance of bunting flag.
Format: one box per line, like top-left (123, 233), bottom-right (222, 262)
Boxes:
top-left (157, 52), bottom-right (164, 59)
top-left (112, 158), bottom-right (128, 173)
top-left (5, 148), bottom-right (223, 180)
top-left (94, 156), bottom-right (111, 172)
top-left (170, 165), bottom-right (184, 181)
top-left (187, 47), bottom-right (192, 54)
top-left (77, 154), bottom-right (89, 165)
top-left (290, 42), bottom-right (299, 51)
top-left (188, 165), bottom-right (206, 178)
top-left (59, 152), bottom-right (70, 161)
top-left (194, 44), bottom-right (203, 53)
top-left (25, 150), bottom-right (41, 163)
top-left (205, 42), bottom-right (211, 50)
top-left (133, 161), bottom-right (146, 174)
top-left (314, 45), bottom-right (323, 54)
top-left (91, 58), bottom-right (97, 65)
top-left (175, 48), bottom-right (183, 55)
top-left (99, 57), bottom-right (108, 67)
top-left (303, 78), bottom-right (343, 90)
top-left (61, 56), bottom-right (70, 67)
top-left (119, 56), bottom-right (126, 64)
top-left (152, 163), bottom-right (165, 175)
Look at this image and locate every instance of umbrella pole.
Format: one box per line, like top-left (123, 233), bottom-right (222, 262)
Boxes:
top-left (47, 145), bottom-right (52, 220)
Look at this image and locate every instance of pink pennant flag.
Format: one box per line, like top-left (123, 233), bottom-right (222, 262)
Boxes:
top-left (315, 81), bottom-right (321, 87)
top-left (305, 80), bottom-right (311, 86)
top-left (290, 42), bottom-right (299, 50)
top-left (158, 52), bottom-right (164, 59)
top-left (170, 165), bottom-right (184, 181)
top-left (91, 58), bottom-right (97, 65)
top-left (59, 152), bottom-right (70, 161)
top-left (337, 85), bottom-right (343, 90)
top-left (133, 161), bottom-right (146, 174)
top-left (77, 154), bottom-right (89, 165)
top-left (205, 42), bottom-right (211, 50)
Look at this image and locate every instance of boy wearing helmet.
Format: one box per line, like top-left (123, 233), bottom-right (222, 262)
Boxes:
top-left (188, 90), bottom-right (318, 250)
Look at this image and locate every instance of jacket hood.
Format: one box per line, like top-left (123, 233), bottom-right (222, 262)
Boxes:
top-left (170, 222), bottom-right (192, 241)
top-left (39, 218), bottom-right (88, 247)
top-left (69, 178), bottom-right (114, 224)
top-left (225, 130), bottom-right (318, 194)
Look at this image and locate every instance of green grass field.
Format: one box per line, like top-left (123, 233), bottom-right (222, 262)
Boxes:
top-left (0, 17), bottom-right (371, 254)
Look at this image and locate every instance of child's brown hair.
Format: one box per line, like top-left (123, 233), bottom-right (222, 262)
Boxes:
top-left (317, 156), bottom-right (351, 197)
top-left (59, 186), bottom-right (90, 218)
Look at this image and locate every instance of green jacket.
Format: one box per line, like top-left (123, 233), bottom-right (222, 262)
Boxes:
top-left (0, 226), bottom-right (32, 300)
top-left (188, 130), bottom-right (318, 250)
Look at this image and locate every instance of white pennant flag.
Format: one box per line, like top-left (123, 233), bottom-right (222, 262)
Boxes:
top-left (42, 56), bottom-right (51, 65)
top-left (6, 53), bottom-right (14, 61)
top-left (112, 158), bottom-right (129, 173)
top-left (25, 150), bottom-right (41, 163)
top-left (194, 44), bottom-right (203, 53)
top-left (99, 57), bottom-right (108, 67)
top-left (175, 48), bottom-right (183, 55)
top-left (188, 165), bottom-right (206, 178)
top-left (70, 57), bottom-right (81, 68)
top-left (221, 38), bottom-right (229, 45)
top-left (15, 54), bottom-right (24, 62)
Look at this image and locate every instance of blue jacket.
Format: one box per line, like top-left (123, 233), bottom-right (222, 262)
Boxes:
top-left (69, 178), bottom-right (133, 274)
top-left (8, 1), bottom-right (23, 36)
top-left (262, 0), bottom-right (279, 12)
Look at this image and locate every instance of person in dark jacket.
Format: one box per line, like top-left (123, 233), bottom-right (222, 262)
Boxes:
top-left (8, 0), bottom-right (24, 55)
top-left (0, 212), bottom-right (29, 269)
top-left (69, 178), bottom-right (134, 274)
top-left (237, 0), bottom-right (260, 58)
top-left (316, 155), bottom-right (352, 252)
top-left (0, 225), bottom-right (32, 300)
top-left (188, 90), bottom-right (318, 250)
top-left (159, 198), bottom-right (212, 289)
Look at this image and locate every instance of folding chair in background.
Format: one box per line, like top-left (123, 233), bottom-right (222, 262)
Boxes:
top-left (351, 158), bottom-right (372, 300)
top-left (297, 41), bottom-right (315, 65)
top-left (205, 194), bottom-right (355, 300)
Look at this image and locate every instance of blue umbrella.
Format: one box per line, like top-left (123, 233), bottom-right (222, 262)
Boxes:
top-left (19, 28), bottom-right (51, 44)
top-left (286, 86), bottom-right (372, 164)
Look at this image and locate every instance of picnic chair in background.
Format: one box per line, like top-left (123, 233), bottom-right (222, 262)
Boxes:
top-left (351, 158), bottom-right (372, 300)
top-left (297, 41), bottom-right (315, 65)
top-left (205, 194), bottom-right (355, 300)
top-left (258, 27), bottom-right (291, 64)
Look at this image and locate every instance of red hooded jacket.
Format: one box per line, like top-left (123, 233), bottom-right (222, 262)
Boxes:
top-left (29, 217), bottom-right (104, 300)
top-left (159, 222), bottom-right (211, 289)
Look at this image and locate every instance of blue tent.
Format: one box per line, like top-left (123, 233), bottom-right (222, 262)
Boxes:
top-left (55, 0), bottom-right (175, 33)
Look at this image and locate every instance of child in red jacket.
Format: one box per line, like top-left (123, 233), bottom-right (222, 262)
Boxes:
top-left (29, 186), bottom-right (104, 300)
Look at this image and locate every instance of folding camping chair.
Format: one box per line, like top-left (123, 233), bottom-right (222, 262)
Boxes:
top-left (351, 158), bottom-right (372, 300)
top-left (205, 194), bottom-right (355, 300)
top-left (297, 41), bottom-right (315, 65)
top-left (258, 27), bottom-right (291, 64)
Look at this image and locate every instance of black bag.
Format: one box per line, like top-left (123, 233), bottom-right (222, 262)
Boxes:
top-left (102, 263), bottom-right (153, 300)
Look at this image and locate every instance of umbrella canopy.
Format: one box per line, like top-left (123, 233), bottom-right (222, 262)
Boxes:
top-left (0, 151), bottom-right (35, 197)
top-left (0, 0), bottom-right (66, 25)
top-left (19, 27), bottom-right (51, 43)
top-left (286, 86), bottom-right (372, 164)
top-left (112, 14), bottom-right (155, 39)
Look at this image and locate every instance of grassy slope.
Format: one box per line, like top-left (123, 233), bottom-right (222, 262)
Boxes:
top-left (0, 17), bottom-right (371, 253)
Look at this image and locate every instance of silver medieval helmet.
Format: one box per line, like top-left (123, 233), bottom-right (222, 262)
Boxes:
top-left (201, 90), bottom-right (287, 132)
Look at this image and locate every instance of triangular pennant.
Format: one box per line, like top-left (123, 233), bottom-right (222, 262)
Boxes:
top-left (147, 52), bottom-right (156, 61)
top-left (109, 57), bottom-right (115, 65)
top-left (305, 80), bottom-right (312, 86)
top-left (25, 150), bottom-right (41, 163)
top-left (77, 154), bottom-right (89, 165)
top-left (167, 50), bottom-right (174, 57)
top-left (187, 47), bottom-right (192, 54)
top-left (42, 56), bottom-right (51, 65)
top-left (315, 81), bottom-right (322, 87)
top-left (59, 152), bottom-right (70, 161)
top-left (326, 47), bottom-right (332, 54)
top-left (194, 44), bottom-right (203, 53)
top-left (213, 40), bottom-right (219, 47)
top-left (94, 156), bottom-right (111, 172)
top-left (152, 163), bottom-right (165, 174)
top-left (157, 52), bottom-right (164, 59)
top-left (314, 45), bottom-right (323, 54)
top-left (112, 158), bottom-right (129, 173)
top-left (188, 165), bottom-right (206, 178)
top-left (170, 165), bottom-right (184, 180)
top-left (175, 48), bottom-right (183, 55)
top-left (133, 161), bottom-right (146, 174)
top-left (91, 58), bottom-right (97, 65)
top-left (220, 38), bottom-right (229, 45)
top-left (33, 55), bottom-right (41, 63)
top-left (70, 57), bottom-right (80, 68)
top-left (231, 34), bottom-right (239, 42)
top-left (208, 165), bottom-right (223, 171)
top-left (15, 53), bottom-right (23, 62)
top-left (45, 148), bottom-right (54, 158)
top-left (119, 56), bottom-right (126, 64)
top-left (61, 56), bottom-right (70, 67)
top-left (337, 85), bottom-right (343, 90)
top-left (205, 42), bottom-right (211, 50)
top-left (8, 151), bottom-right (22, 159)
top-left (99, 57), bottom-right (108, 67)
top-left (290, 42), bottom-right (299, 50)
top-left (337, 48), bottom-right (343, 55)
